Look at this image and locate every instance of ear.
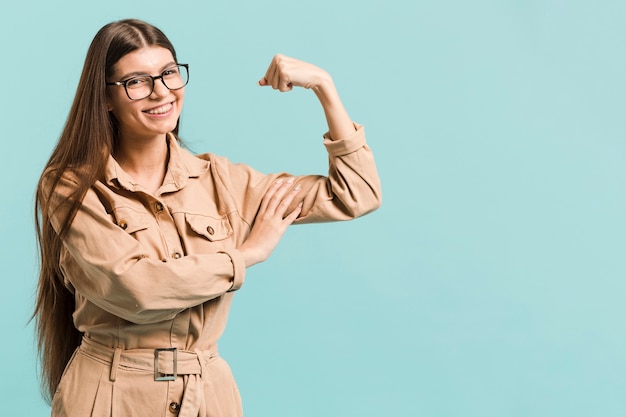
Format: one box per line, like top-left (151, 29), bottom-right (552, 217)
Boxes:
top-left (106, 96), bottom-right (114, 112)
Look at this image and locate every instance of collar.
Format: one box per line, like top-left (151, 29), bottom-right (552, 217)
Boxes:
top-left (104, 133), bottom-right (208, 193)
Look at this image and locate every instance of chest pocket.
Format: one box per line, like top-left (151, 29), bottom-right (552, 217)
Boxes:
top-left (110, 206), bottom-right (151, 234)
top-left (185, 213), bottom-right (232, 242)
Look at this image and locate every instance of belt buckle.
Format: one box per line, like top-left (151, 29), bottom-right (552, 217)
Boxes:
top-left (154, 347), bottom-right (177, 381)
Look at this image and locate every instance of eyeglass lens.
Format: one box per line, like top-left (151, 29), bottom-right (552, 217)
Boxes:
top-left (125, 65), bottom-right (188, 100)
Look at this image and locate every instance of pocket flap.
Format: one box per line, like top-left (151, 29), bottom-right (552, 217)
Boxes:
top-left (185, 213), bottom-right (232, 241)
top-left (111, 206), bottom-right (150, 234)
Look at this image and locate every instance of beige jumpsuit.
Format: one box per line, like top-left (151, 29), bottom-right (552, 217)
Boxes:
top-left (47, 124), bottom-right (381, 417)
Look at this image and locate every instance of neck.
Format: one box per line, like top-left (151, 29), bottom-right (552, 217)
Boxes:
top-left (114, 133), bottom-right (170, 194)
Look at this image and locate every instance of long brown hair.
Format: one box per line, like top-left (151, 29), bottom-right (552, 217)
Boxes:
top-left (33, 19), bottom-right (180, 403)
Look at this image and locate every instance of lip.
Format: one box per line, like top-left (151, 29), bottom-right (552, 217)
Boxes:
top-left (142, 101), bottom-right (175, 117)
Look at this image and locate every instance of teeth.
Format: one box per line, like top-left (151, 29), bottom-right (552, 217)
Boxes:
top-left (145, 103), bottom-right (172, 115)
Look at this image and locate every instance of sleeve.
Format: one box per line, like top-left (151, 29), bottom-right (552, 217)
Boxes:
top-left (47, 173), bottom-right (246, 325)
top-left (213, 123), bottom-right (382, 225)
top-left (300, 123), bottom-right (382, 223)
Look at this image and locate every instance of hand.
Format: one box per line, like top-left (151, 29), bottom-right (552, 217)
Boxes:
top-left (257, 54), bottom-right (331, 92)
top-left (238, 177), bottom-right (302, 267)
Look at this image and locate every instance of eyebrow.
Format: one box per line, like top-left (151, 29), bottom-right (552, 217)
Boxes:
top-left (118, 61), bottom-right (177, 80)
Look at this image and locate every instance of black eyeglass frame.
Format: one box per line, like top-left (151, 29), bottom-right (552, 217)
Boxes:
top-left (106, 64), bottom-right (189, 100)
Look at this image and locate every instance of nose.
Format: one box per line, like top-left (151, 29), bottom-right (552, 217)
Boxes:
top-left (150, 77), bottom-right (169, 98)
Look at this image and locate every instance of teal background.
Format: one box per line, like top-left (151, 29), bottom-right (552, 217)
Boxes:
top-left (2, 0), bottom-right (625, 416)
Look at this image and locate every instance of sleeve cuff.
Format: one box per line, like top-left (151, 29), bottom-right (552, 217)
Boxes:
top-left (219, 249), bottom-right (246, 292)
top-left (323, 123), bottom-right (366, 157)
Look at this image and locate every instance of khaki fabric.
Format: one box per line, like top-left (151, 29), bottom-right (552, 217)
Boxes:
top-left (52, 337), bottom-right (241, 417)
top-left (47, 124), bottom-right (381, 416)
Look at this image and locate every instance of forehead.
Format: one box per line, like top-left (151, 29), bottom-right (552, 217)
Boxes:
top-left (113, 46), bottom-right (175, 77)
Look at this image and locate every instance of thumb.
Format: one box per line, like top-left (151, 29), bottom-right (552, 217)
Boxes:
top-left (257, 77), bottom-right (268, 86)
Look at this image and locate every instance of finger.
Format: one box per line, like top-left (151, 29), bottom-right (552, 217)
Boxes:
top-left (259, 177), bottom-right (293, 216)
top-left (266, 59), bottom-right (279, 90)
top-left (283, 202), bottom-right (303, 224)
top-left (270, 68), bottom-right (280, 90)
top-left (259, 178), bottom-right (285, 214)
top-left (266, 178), bottom-right (297, 214)
top-left (275, 57), bottom-right (293, 92)
top-left (279, 77), bottom-right (293, 92)
top-left (275, 183), bottom-right (302, 217)
top-left (259, 57), bottom-right (275, 89)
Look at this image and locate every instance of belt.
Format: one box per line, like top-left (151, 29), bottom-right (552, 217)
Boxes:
top-left (79, 337), bottom-right (217, 417)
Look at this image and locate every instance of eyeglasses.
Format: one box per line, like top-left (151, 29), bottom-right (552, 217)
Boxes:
top-left (106, 64), bottom-right (189, 100)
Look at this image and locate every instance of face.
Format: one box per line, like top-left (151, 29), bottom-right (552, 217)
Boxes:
top-left (107, 46), bottom-right (184, 143)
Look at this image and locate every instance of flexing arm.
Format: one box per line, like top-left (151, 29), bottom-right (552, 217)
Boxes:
top-left (258, 54), bottom-right (356, 140)
top-left (231, 56), bottom-right (380, 267)
top-left (253, 54), bottom-right (381, 222)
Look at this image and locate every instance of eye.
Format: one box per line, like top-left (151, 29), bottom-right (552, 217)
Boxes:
top-left (126, 76), bottom-right (150, 88)
top-left (162, 67), bottom-right (180, 78)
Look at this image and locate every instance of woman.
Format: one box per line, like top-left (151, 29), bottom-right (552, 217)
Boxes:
top-left (34, 18), bottom-right (380, 417)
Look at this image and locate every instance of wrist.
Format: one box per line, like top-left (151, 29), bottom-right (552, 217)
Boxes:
top-left (238, 245), bottom-right (264, 268)
top-left (312, 73), bottom-right (338, 103)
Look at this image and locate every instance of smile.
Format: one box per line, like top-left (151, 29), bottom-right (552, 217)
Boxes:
top-left (144, 102), bottom-right (173, 115)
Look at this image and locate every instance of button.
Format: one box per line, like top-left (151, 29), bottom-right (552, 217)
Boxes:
top-left (206, 225), bottom-right (215, 235)
top-left (154, 202), bottom-right (164, 213)
top-left (171, 252), bottom-right (182, 259)
top-left (169, 401), bottom-right (181, 413)
top-left (118, 220), bottom-right (128, 230)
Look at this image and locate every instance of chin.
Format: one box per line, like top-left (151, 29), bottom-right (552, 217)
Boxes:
top-left (152, 119), bottom-right (179, 135)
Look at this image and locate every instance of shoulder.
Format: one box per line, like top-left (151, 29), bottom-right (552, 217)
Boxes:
top-left (39, 166), bottom-right (86, 196)
top-left (193, 151), bottom-right (229, 165)
top-left (193, 151), bottom-right (240, 177)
